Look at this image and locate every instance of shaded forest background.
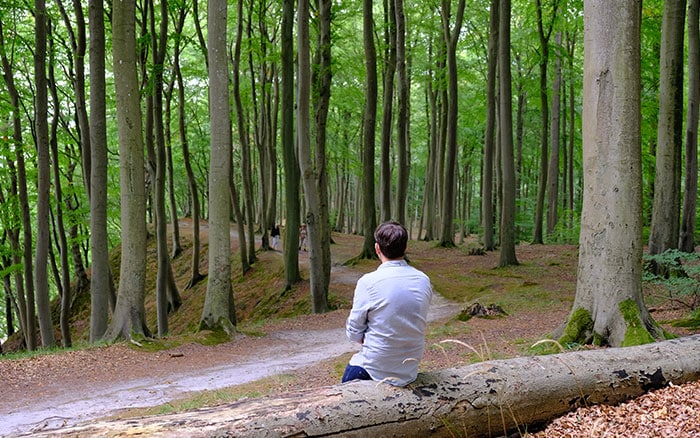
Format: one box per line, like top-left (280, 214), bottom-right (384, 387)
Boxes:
top-left (0, 0), bottom-right (699, 350)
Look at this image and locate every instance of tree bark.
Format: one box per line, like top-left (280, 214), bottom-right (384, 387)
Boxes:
top-left (200, 0), bottom-right (235, 333)
top-left (562, 0), bottom-right (661, 347)
top-left (88, 0), bottom-right (112, 342)
top-left (532, 0), bottom-right (559, 244)
top-left (379, 0), bottom-right (396, 223)
top-left (680, 0), bottom-right (699, 253)
top-left (394, 0), bottom-right (409, 226)
top-left (40, 335), bottom-right (700, 438)
top-left (281, 0), bottom-right (301, 288)
top-left (104, 0), bottom-right (151, 341)
top-left (438, 0), bottom-right (465, 247)
top-left (498, 0), bottom-right (518, 267)
top-left (358, 0), bottom-right (378, 260)
top-left (482, 0), bottom-right (498, 251)
top-left (546, 31), bottom-right (563, 237)
top-left (648, 0), bottom-right (686, 255)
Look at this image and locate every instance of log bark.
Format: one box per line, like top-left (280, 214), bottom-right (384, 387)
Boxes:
top-left (37, 335), bottom-right (700, 437)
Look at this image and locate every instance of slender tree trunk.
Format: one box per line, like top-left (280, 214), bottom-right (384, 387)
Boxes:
top-left (546, 32), bottom-right (563, 237)
top-left (395, 0), bottom-right (409, 225)
top-left (359, 0), bottom-right (378, 259)
top-left (482, 0), bottom-right (498, 251)
top-left (149, 0), bottom-right (176, 337)
top-left (438, 0), bottom-right (465, 247)
top-left (48, 50), bottom-right (72, 348)
top-left (379, 0), bottom-right (396, 223)
top-left (233, 0), bottom-right (256, 267)
top-left (498, 0), bottom-right (518, 267)
top-left (533, 0), bottom-right (559, 244)
top-left (649, 0), bottom-right (686, 255)
top-left (680, 0), bottom-right (699, 252)
top-left (173, 5), bottom-right (204, 288)
top-left (0, 20), bottom-right (31, 349)
top-left (88, 0), bottom-right (112, 342)
top-left (281, 0), bottom-right (301, 288)
top-left (34, 0), bottom-right (56, 348)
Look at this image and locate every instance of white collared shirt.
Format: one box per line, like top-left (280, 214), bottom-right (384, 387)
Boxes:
top-left (346, 259), bottom-right (433, 386)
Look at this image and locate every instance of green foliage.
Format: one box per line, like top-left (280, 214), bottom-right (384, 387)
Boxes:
top-left (643, 249), bottom-right (700, 310)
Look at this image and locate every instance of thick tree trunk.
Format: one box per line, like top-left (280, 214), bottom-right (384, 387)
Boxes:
top-left (42, 335), bottom-right (700, 437)
top-left (200, 0), bottom-right (235, 332)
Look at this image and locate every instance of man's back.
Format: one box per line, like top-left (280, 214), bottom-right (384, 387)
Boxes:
top-left (346, 259), bottom-right (432, 386)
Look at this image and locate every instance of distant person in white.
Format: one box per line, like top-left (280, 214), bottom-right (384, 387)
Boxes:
top-left (343, 221), bottom-right (433, 386)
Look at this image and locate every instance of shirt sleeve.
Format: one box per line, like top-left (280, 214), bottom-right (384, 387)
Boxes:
top-left (346, 278), bottom-right (370, 343)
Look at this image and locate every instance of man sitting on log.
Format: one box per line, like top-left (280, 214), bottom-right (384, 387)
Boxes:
top-left (342, 221), bottom-right (433, 386)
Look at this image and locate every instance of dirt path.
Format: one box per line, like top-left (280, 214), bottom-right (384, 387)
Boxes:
top-left (1, 275), bottom-right (459, 437)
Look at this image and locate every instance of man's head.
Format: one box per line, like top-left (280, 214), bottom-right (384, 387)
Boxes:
top-left (374, 221), bottom-right (408, 260)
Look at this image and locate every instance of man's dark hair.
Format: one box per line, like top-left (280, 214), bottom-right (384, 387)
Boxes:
top-left (374, 221), bottom-right (408, 259)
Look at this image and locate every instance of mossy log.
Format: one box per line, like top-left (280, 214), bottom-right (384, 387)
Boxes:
top-left (34, 335), bottom-right (700, 437)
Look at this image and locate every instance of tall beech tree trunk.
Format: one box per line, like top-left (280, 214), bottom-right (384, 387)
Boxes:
top-left (546, 31), bottom-right (563, 237)
top-left (379, 0), bottom-right (395, 223)
top-left (680, 0), bottom-right (699, 253)
top-left (498, 0), bottom-right (518, 267)
top-left (200, 0), bottom-right (236, 333)
top-left (533, 0), bottom-right (559, 244)
top-left (482, 0), bottom-right (498, 251)
top-left (438, 0), bottom-right (465, 247)
top-left (41, 335), bottom-right (700, 437)
top-left (104, 0), bottom-right (151, 341)
top-left (559, 0), bottom-right (663, 347)
top-left (358, 0), bottom-right (378, 260)
top-left (281, 0), bottom-right (301, 287)
top-left (88, 0), bottom-right (113, 342)
top-left (34, 0), bottom-right (56, 348)
top-left (648, 0), bottom-right (686, 255)
top-left (394, 0), bottom-right (409, 226)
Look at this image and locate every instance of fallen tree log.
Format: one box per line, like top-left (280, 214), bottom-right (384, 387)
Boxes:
top-left (34, 334), bottom-right (700, 437)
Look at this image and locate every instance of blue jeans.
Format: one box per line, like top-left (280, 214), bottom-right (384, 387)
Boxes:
top-left (341, 364), bottom-right (372, 383)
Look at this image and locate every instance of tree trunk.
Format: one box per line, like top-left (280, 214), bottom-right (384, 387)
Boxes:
top-left (648, 0), bottom-right (686, 255)
top-left (41, 335), bottom-right (700, 438)
top-left (104, 0), bottom-right (151, 341)
top-left (560, 0), bottom-right (662, 347)
top-left (48, 55), bottom-right (72, 348)
top-left (482, 0), bottom-right (498, 251)
top-left (200, 0), bottom-right (235, 333)
top-left (34, 0), bottom-right (56, 348)
top-left (281, 0), bottom-right (301, 288)
top-left (150, 0), bottom-right (175, 337)
top-left (394, 0), bottom-right (409, 226)
top-left (88, 0), bottom-right (112, 342)
top-left (173, 6), bottom-right (204, 289)
top-left (438, 0), bottom-right (465, 247)
top-left (546, 31), bottom-right (563, 237)
top-left (233, 0), bottom-right (256, 268)
top-left (498, 0), bottom-right (518, 267)
top-left (532, 0), bottom-right (558, 244)
top-left (680, 0), bottom-right (699, 253)
top-left (358, 0), bottom-right (378, 260)
top-left (379, 0), bottom-right (396, 223)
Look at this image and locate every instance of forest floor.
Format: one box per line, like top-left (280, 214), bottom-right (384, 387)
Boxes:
top-left (1, 222), bottom-right (699, 437)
